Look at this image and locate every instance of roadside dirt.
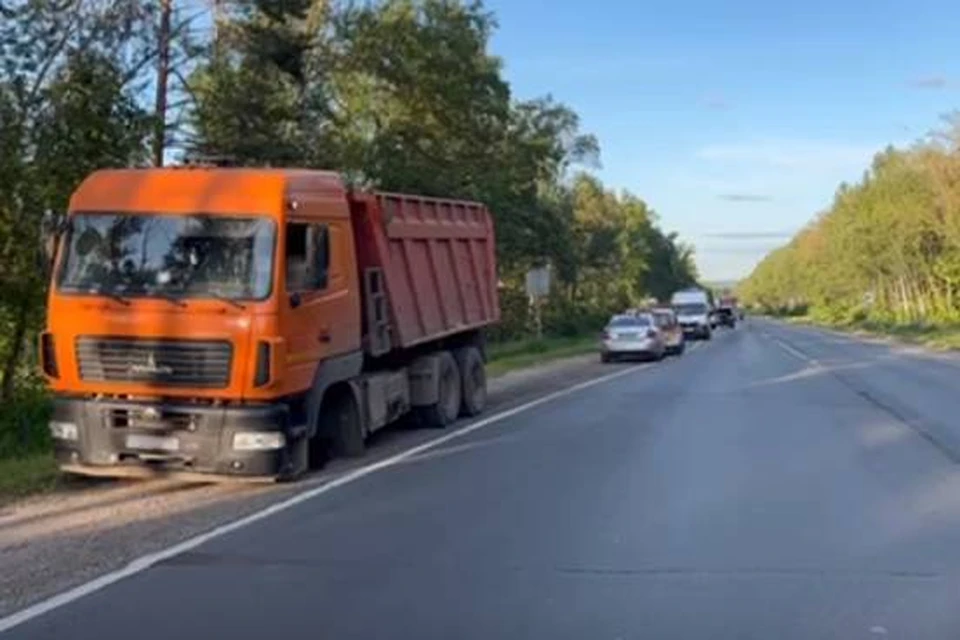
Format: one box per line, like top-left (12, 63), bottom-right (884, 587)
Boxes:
top-left (0, 351), bottom-right (613, 617)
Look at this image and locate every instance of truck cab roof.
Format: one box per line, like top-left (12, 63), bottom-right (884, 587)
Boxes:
top-left (68, 168), bottom-right (348, 218)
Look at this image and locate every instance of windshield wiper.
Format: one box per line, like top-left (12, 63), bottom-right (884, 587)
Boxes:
top-left (206, 291), bottom-right (246, 310)
top-left (161, 286), bottom-right (246, 309)
top-left (89, 287), bottom-right (130, 306)
top-left (152, 292), bottom-right (187, 307)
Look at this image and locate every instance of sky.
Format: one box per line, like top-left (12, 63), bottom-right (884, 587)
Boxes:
top-left (483, 0), bottom-right (960, 281)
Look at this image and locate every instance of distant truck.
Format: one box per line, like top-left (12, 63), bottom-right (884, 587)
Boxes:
top-left (719, 294), bottom-right (744, 320)
top-left (671, 288), bottom-right (712, 340)
top-left (715, 294), bottom-right (739, 327)
top-left (41, 168), bottom-right (499, 481)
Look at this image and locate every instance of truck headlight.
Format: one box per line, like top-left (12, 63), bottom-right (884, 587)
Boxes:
top-left (49, 421), bottom-right (78, 440)
top-left (232, 432), bottom-right (285, 451)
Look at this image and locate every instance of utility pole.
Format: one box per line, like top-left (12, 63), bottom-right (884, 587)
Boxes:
top-left (153, 0), bottom-right (172, 167)
top-left (212, 0), bottom-right (223, 60)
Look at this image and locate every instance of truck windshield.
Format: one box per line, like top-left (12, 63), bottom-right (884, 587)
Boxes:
top-left (57, 213), bottom-right (275, 300)
top-left (675, 303), bottom-right (708, 315)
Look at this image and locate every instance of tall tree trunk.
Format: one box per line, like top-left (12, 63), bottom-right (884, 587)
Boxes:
top-left (152, 0), bottom-right (172, 167)
top-left (913, 278), bottom-right (927, 318)
top-left (1, 301), bottom-right (29, 402)
top-left (898, 276), bottom-right (911, 321)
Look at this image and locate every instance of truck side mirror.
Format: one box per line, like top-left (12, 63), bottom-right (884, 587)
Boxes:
top-left (40, 212), bottom-right (67, 265)
top-left (42, 230), bottom-right (57, 265)
top-left (289, 292), bottom-right (302, 309)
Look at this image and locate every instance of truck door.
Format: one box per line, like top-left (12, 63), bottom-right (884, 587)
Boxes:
top-left (281, 215), bottom-right (360, 393)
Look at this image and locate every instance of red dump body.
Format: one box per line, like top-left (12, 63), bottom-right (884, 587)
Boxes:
top-left (349, 191), bottom-right (499, 350)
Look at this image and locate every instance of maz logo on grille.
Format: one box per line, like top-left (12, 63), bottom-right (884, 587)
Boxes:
top-left (129, 353), bottom-right (174, 376)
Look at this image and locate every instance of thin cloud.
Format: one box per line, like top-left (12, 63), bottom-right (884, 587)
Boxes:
top-left (717, 193), bottom-right (773, 202)
top-left (697, 244), bottom-right (784, 255)
top-left (703, 97), bottom-right (730, 111)
top-left (694, 139), bottom-right (878, 173)
top-left (703, 232), bottom-right (795, 240)
top-left (910, 75), bottom-right (948, 90)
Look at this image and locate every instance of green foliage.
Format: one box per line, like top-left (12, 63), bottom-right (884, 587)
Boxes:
top-left (0, 382), bottom-right (51, 458)
top-left (0, 453), bottom-right (60, 505)
top-left (740, 127), bottom-right (960, 330)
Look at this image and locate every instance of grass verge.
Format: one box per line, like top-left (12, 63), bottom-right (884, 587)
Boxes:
top-left (848, 321), bottom-right (960, 350)
top-left (487, 335), bottom-right (597, 377)
top-left (779, 315), bottom-right (960, 350)
top-left (0, 453), bottom-right (60, 507)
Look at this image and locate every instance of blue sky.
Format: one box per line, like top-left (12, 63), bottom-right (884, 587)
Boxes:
top-left (484, 0), bottom-right (960, 280)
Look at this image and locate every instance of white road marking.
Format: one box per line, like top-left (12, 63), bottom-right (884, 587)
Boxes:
top-left (767, 334), bottom-right (819, 365)
top-left (0, 360), bottom-right (654, 634)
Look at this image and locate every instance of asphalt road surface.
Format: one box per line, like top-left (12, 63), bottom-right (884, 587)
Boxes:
top-left (7, 319), bottom-right (960, 639)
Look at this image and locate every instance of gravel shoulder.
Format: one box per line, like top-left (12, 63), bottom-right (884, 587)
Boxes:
top-left (0, 350), bottom-right (613, 617)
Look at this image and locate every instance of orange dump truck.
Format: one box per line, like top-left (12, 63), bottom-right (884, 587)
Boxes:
top-left (41, 168), bottom-right (499, 480)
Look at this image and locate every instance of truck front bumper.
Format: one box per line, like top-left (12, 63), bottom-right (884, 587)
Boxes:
top-left (50, 396), bottom-right (303, 481)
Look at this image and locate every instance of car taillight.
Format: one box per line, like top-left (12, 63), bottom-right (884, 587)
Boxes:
top-left (253, 341), bottom-right (271, 387)
top-left (40, 332), bottom-right (58, 378)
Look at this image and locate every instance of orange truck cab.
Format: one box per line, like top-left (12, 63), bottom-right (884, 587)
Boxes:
top-left (42, 167), bottom-right (499, 480)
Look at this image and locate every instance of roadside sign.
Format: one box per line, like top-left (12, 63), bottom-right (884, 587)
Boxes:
top-left (525, 265), bottom-right (551, 298)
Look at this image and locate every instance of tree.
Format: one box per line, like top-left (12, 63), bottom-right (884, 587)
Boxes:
top-left (0, 0), bottom-right (152, 400)
top-left (739, 125), bottom-right (960, 324)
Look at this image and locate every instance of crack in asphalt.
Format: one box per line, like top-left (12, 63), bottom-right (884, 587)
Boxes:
top-left (160, 551), bottom-right (946, 582)
top-left (764, 328), bottom-right (960, 466)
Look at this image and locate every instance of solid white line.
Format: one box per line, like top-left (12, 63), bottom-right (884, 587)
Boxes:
top-left (769, 335), bottom-right (818, 365)
top-left (0, 361), bottom-right (651, 634)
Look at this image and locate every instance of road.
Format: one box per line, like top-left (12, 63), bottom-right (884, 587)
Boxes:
top-left (7, 319), bottom-right (960, 638)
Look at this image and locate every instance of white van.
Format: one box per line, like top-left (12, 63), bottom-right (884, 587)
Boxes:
top-left (670, 288), bottom-right (712, 340)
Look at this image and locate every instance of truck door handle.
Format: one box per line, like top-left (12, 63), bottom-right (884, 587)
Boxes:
top-left (317, 327), bottom-right (332, 343)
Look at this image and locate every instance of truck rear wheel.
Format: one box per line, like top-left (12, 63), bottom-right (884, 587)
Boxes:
top-left (417, 351), bottom-right (462, 428)
top-left (456, 346), bottom-right (487, 417)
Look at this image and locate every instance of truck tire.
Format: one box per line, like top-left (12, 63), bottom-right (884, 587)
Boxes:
top-left (455, 346), bottom-right (487, 417)
top-left (328, 391), bottom-right (365, 458)
top-left (416, 351), bottom-right (462, 428)
top-left (278, 434), bottom-right (310, 481)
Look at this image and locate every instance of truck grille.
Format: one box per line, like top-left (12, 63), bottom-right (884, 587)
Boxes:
top-left (76, 337), bottom-right (232, 388)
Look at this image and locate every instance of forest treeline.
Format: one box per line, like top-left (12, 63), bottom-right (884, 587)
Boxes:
top-left (739, 118), bottom-right (960, 326)
top-left (0, 0), bottom-right (697, 455)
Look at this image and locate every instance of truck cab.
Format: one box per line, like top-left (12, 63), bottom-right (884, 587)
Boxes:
top-left (43, 168), bottom-right (363, 479)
